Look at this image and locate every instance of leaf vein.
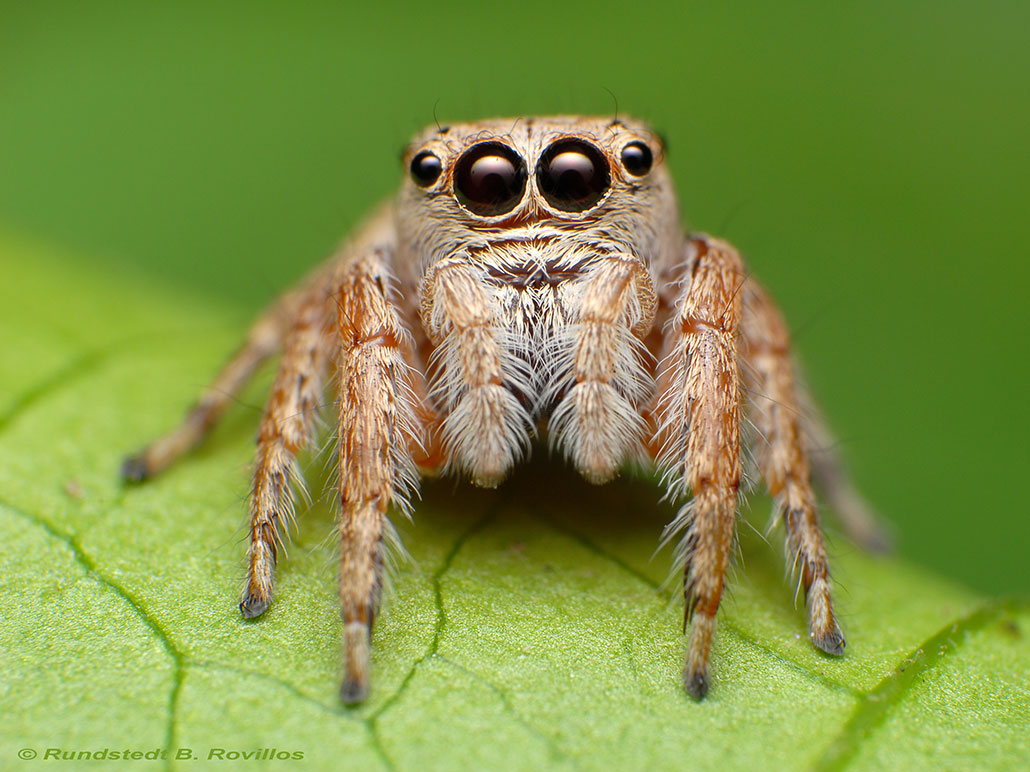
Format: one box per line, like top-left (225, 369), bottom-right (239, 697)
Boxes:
top-left (811, 598), bottom-right (1029, 772)
top-left (1, 497), bottom-right (186, 772)
top-left (436, 655), bottom-right (573, 766)
top-left (0, 349), bottom-right (108, 435)
top-left (539, 513), bottom-right (862, 696)
top-left (364, 508), bottom-right (501, 768)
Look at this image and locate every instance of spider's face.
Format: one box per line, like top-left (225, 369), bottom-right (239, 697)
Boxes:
top-left (395, 116), bottom-right (681, 278)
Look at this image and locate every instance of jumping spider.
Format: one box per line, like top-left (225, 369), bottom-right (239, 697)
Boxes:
top-left (123, 116), bottom-right (887, 702)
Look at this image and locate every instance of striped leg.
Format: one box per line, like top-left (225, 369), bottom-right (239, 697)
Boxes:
top-left (653, 236), bottom-right (744, 699)
top-left (337, 251), bottom-right (423, 703)
top-left (240, 287), bottom-right (333, 618)
top-left (740, 280), bottom-right (845, 654)
top-left (796, 379), bottom-right (892, 553)
top-left (121, 288), bottom-right (308, 482)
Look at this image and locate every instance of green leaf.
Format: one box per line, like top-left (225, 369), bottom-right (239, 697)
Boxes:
top-left (1, 228), bottom-right (1027, 772)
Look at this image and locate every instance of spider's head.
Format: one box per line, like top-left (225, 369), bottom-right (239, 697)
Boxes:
top-left (395, 116), bottom-right (681, 274)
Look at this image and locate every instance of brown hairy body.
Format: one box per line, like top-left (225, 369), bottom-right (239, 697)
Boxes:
top-left (124, 116), bottom-right (887, 701)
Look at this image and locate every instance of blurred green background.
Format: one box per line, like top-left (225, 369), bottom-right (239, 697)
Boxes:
top-left (1, 0), bottom-right (1027, 594)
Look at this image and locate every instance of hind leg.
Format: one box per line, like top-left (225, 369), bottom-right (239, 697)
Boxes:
top-left (740, 278), bottom-right (845, 654)
top-left (121, 277), bottom-right (321, 482)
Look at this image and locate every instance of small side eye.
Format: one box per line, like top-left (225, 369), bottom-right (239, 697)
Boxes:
top-left (620, 141), bottom-right (653, 176)
top-left (453, 142), bottom-right (527, 216)
top-left (536, 139), bottom-right (609, 212)
top-left (410, 151), bottom-right (443, 187)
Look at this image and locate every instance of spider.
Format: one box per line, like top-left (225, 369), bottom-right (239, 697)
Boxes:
top-left (123, 115), bottom-right (888, 702)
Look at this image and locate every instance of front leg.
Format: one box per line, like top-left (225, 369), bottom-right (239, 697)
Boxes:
top-left (336, 249), bottom-right (425, 703)
top-left (652, 236), bottom-right (744, 699)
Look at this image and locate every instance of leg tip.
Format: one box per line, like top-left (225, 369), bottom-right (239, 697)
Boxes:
top-left (340, 677), bottom-right (369, 705)
top-left (342, 620), bottom-right (372, 703)
top-left (240, 595), bottom-right (270, 619)
top-left (120, 454), bottom-right (150, 483)
top-left (812, 624), bottom-right (846, 656)
top-left (683, 667), bottom-right (710, 700)
top-left (861, 528), bottom-right (894, 556)
top-left (683, 610), bottom-right (716, 700)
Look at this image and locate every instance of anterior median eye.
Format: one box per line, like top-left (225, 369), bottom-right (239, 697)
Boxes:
top-left (536, 139), bottom-right (609, 212)
top-left (410, 151), bottom-right (443, 187)
top-left (453, 142), bottom-right (527, 216)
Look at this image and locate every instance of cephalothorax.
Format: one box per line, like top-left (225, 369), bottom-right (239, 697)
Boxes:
top-left (124, 115), bottom-right (887, 701)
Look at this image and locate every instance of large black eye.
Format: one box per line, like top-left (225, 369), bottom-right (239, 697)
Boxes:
top-left (536, 139), bottom-right (610, 212)
top-left (453, 142), bottom-right (526, 216)
top-left (620, 141), bottom-right (653, 176)
top-left (410, 151), bottom-right (442, 187)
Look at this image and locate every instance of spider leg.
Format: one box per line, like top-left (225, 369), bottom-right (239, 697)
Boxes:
top-left (652, 236), bottom-right (744, 699)
top-left (120, 282), bottom-right (315, 482)
top-left (421, 258), bottom-right (531, 487)
top-left (796, 379), bottom-right (892, 552)
top-left (239, 285), bottom-right (333, 618)
top-left (336, 250), bottom-right (423, 703)
top-left (549, 253), bottom-right (655, 483)
top-left (740, 279), bottom-right (845, 655)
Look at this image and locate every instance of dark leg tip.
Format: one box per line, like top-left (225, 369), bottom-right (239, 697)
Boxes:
top-left (240, 596), bottom-right (269, 619)
top-left (340, 678), bottom-right (368, 705)
top-left (683, 669), bottom-right (710, 700)
top-left (812, 625), bottom-right (846, 656)
top-left (120, 454), bottom-right (150, 484)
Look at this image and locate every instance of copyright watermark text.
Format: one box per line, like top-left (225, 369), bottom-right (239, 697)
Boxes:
top-left (16, 748), bottom-right (304, 762)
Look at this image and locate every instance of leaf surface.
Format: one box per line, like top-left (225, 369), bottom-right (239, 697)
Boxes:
top-left (1, 230), bottom-right (1027, 772)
